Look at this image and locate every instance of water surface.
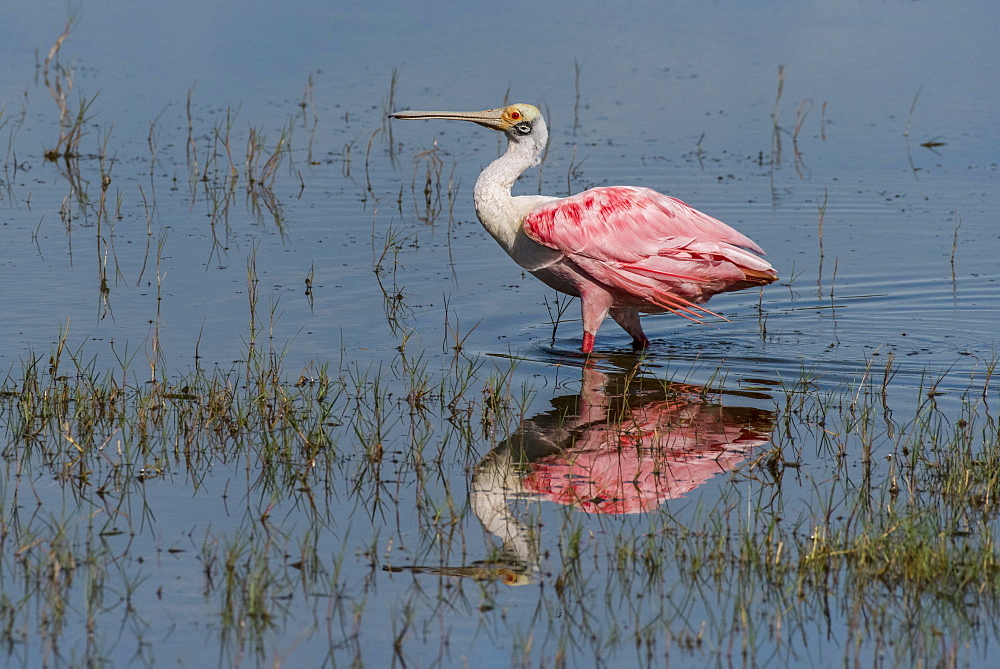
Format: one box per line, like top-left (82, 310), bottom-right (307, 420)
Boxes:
top-left (1, 2), bottom-right (998, 666)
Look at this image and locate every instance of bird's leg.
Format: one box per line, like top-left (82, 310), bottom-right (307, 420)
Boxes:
top-left (610, 307), bottom-right (650, 350)
top-left (580, 291), bottom-right (613, 354)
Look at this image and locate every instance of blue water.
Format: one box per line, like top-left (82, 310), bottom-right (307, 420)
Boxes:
top-left (1, 1), bottom-right (998, 666)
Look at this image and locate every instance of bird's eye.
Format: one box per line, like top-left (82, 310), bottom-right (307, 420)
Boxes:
top-left (509, 109), bottom-right (521, 120)
top-left (514, 122), bottom-right (532, 135)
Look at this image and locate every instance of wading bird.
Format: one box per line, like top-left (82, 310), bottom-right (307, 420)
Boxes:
top-left (389, 104), bottom-right (777, 353)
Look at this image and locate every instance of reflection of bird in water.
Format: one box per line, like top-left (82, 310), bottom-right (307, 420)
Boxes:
top-left (389, 104), bottom-right (777, 353)
top-left (383, 364), bottom-right (774, 585)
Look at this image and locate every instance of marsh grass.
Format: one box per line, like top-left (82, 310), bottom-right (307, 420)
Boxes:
top-left (176, 94), bottom-right (302, 241)
top-left (300, 71), bottom-right (320, 165)
top-left (245, 119), bottom-right (293, 229)
top-left (5, 31), bottom-right (999, 668)
top-left (41, 19), bottom-right (98, 168)
top-left (4, 304), bottom-right (1000, 667)
top-left (40, 16), bottom-right (95, 167)
top-left (768, 66), bottom-right (822, 186)
top-left (382, 68), bottom-right (400, 165)
top-left (542, 292), bottom-right (575, 346)
top-left (455, 358), bottom-right (1000, 667)
top-left (0, 105), bottom-right (20, 202)
top-left (405, 143), bottom-right (445, 225)
top-left (2, 315), bottom-right (370, 660)
top-left (44, 89), bottom-right (99, 164)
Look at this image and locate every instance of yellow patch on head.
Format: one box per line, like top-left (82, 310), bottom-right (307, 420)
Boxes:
top-left (501, 104), bottom-right (540, 127)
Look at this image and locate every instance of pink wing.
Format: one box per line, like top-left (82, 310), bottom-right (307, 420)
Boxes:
top-left (522, 186), bottom-right (775, 317)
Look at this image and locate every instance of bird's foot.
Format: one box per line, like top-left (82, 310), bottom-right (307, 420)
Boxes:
top-left (581, 332), bottom-right (595, 354)
top-left (631, 335), bottom-right (650, 350)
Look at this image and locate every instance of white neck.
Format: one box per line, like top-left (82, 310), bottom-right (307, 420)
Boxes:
top-left (472, 118), bottom-right (548, 252)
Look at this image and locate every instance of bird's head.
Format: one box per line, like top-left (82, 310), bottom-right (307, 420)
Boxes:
top-left (390, 103), bottom-right (546, 144)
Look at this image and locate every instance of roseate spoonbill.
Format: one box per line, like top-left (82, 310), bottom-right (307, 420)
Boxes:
top-left (389, 104), bottom-right (777, 353)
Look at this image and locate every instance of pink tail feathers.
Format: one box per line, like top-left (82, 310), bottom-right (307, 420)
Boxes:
top-left (600, 264), bottom-right (732, 324)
